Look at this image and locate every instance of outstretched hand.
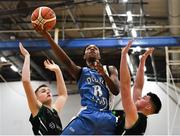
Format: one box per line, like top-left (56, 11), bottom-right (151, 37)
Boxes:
top-left (19, 42), bottom-right (30, 57)
top-left (36, 28), bottom-right (51, 39)
top-left (44, 59), bottom-right (60, 72)
top-left (140, 48), bottom-right (154, 62)
top-left (122, 40), bottom-right (133, 54)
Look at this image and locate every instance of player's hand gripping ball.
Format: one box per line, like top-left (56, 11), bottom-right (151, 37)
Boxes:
top-left (31, 6), bottom-right (56, 31)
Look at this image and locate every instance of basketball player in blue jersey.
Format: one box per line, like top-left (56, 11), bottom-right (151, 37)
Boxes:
top-left (39, 30), bottom-right (120, 135)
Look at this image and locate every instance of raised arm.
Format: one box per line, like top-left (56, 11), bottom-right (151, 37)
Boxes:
top-left (44, 60), bottom-right (68, 112)
top-left (133, 48), bottom-right (154, 102)
top-left (40, 31), bottom-right (81, 79)
top-left (19, 43), bottom-right (40, 116)
top-left (120, 41), bottom-right (138, 129)
top-left (95, 61), bottom-right (119, 95)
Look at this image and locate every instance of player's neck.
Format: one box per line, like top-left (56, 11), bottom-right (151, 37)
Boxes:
top-left (138, 110), bottom-right (148, 116)
top-left (86, 61), bottom-right (96, 69)
top-left (43, 104), bottom-right (53, 110)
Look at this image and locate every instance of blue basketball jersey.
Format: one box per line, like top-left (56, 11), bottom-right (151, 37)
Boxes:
top-left (62, 67), bottom-right (116, 135)
top-left (77, 67), bottom-right (110, 110)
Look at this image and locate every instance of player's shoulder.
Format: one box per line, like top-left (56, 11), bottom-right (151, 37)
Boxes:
top-left (103, 65), bottom-right (117, 76)
top-left (107, 65), bottom-right (118, 73)
top-left (108, 65), bottom-right (117, 69)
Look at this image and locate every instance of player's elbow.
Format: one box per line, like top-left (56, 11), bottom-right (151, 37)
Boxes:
top-left (59, 91), bottom-right (68, 100)
top-left (62, 93), bottom-right (68, 102)
top-left (64, 93), bottom-right (68, 100)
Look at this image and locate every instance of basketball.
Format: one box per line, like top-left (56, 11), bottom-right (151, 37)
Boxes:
top-left (31, 6), bottom-right (56, 31)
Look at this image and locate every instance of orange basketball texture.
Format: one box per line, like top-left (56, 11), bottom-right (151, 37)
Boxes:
top-left (31, 7), bottom-right (56, 31)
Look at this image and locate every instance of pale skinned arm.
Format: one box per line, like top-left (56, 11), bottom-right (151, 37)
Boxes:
top-left (44, 60), bottom-right (68, 112)
top-left (120, 41), bottom-right (138, 129)
top-left (19, 42), bottom-right (41, 117)
top-left (40, 30), bottom-right (81, 79)
top-left (133, 48), bottom-right (154, 102)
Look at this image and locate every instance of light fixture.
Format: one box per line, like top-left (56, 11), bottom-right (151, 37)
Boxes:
top-left (126, 11), bottom-right (133, 22)
top-left (10, 35), bottom-right (16, 40)
top-left (145, 48), bottom-right (149, 51)
top-left (139, 55), bottom-right (142, 59)
top-left (127, 54), bottom-right (134, 74)
top-left (123, 0), bottom-right (128, 2)
top-left (10, 65), bottom-right (18, 72)
top-left (132, 46), bottom-right (142, 53)
top-left (0, 57), bottom-right (7, 62)
top-left (131, 28), bottom-right (137, 38)
top-left (144, 66), bottom-right (147, 72)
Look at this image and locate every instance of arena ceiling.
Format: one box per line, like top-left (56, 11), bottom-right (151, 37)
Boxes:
top-left (0, 0), bottom-right (179, 83)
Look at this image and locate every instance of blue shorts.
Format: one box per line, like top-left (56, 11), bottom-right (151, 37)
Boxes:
top-left (61, 108), bottom-right (116, 135)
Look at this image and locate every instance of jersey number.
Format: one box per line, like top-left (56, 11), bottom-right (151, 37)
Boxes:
top-left (93, 85), bottom-right (103, 97)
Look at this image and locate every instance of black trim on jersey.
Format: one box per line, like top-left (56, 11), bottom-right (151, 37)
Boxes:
top-left (106, 65), bottom-right (111, 76)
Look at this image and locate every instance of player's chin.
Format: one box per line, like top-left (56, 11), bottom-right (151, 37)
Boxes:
top-left (46, 98), bottom-right (52, 104)
top-left (88, 56), bottom-right (98, 61)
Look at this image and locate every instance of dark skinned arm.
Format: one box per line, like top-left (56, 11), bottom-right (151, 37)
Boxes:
top-left (95, 61), bottom-right (120, 95)
top-left (41, 31), bottom-right (81, 79)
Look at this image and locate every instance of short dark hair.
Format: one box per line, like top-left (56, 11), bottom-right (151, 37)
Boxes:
top-left (35, 84), bottom-right (48, 94)
top-left (83, 44), bottom-right (100, 54)
top-left (147, 92), bottom-right (162, 114)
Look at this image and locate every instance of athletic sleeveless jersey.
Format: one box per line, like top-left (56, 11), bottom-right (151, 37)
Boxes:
top-left (29, 105), bottom-right (62, 135)
top-left (113, 110), bottom-right (147, 135)
top-left (77, 67), bottom-right (110, 111)
top-left (61, 67), bottom-right (116, 135)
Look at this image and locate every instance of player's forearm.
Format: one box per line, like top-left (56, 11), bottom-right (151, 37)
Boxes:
top-left (120, 40), bottom-right (133, 86)
top-left (22, 55), bottom-right (40, 114)
top-left (45, 34), bottom-right (80, 79)
top-left (102, 74), bottom-right (119, 95)
top-left (120, 54), bottom-right (133, 111)
top-left (54, 69), bottom-right (68, 97)
top-left (22, 55), bottom-right (31, 82)
top-left (134, 61), bottom-right (144, 91)
top-left (46, 34), bottom-right (73, 66)
top-left (120, 54), bottom-right (131, 86)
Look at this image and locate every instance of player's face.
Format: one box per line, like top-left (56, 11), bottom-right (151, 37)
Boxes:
top-left (84, 44), bottom-right (100, 61)
top-left (36, 86), bottom-right (52, 104)
top-left (135, 95), bottom-right (151, 110)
